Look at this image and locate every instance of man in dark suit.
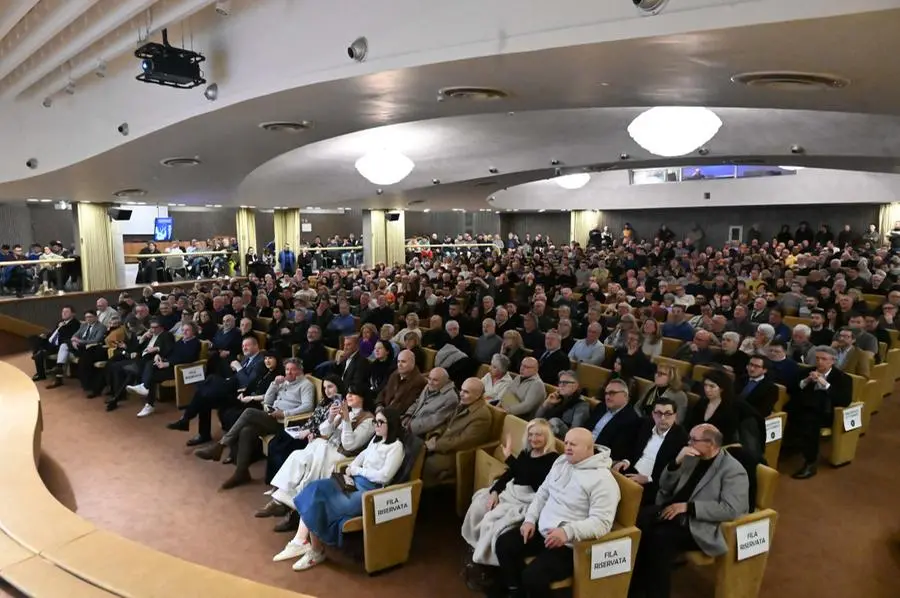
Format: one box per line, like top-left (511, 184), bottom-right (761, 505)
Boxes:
top-left (206, 314), bottom-right (243, 377)
top-left (537, 329), bottom-right (571, 386)
top-left (585, 378), bottom-right (642, 461)
top-left (30, 305), bottom-right (80, 382)
top-left (167, 335), bottom-right (266, 445)
top-left (127, 322), bottom-right (201, 417)
top-left (294, 325), bottom-right (329, 374)
top-left (748, 297), bottom-right (769, 326)
top-left (106, 318), bottom-right (175, 412)
top-left (612, 398), bottom-right (688, 505)
top-left (736, 355), bottom-right (779, 418)
top-left (335, 334), bottom-right (370, 395)
top-left (790, 346), bottom-right (853, 480)
top-left (47, 308), bottom-right (107, 389)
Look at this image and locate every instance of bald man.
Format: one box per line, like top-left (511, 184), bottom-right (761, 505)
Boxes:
top-left (422, 377), bottom-right (493, 487)
top-left (631, 423), bottom-right (749, 598)
top-left (495, 427), bottom-right (620, 597)
top-left (403, 367), bottom-right (459, 437)
top-left (375, 349), bottom-right (426, 414)
top-left (500, 356), bottom-right (547, 419)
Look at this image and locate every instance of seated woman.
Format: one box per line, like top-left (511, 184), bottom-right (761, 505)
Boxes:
top-left (367, 340), bottom-right (395, 405)
top-left (273, 407), bottom-right (405, 571)
top-left (632, 364), bottom-right (688, 424)
top-left (256, 384), bottom-right (375, 531)
top-left (500, 330), bottom-right (526, 375)
top-left (605, 329), bottom-right (654, 380)
top-left (358, 323), bottom-right (378, 359)
top-left (267, 307), bottom-right (293, 358)
top-left (685, 368), bottom-right (740, 444)
top-left (461, 419), bottom-right (557, 579)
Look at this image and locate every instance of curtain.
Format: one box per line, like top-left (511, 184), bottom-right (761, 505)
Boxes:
top-left (570, 210), bottom-right (602, 247)
top-left (878, 203), bottom-right (900, 241)
top-left (235, 208), bottom-right (257, 275)
top-left (273, 208), bottom-right (301, 269)
top-left (76, 203), bottom-right (118, 292)
top-left (385, 210), bottom-right (406, 266)
top-left (367, 210), bottom-right (387, 266)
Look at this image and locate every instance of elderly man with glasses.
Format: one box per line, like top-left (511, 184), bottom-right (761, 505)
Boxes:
top-left (535, 370), bottom-right (590, 437)
top-left (585, 378), bottom-right (642, 461)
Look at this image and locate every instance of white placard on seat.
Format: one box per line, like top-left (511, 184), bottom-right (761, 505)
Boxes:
top-left (736, 519), bottom-right (770, 561)
top-left (181, 365), bottom-right (205, 385)
top-left (373, 486), bottom-right (413, 524)
top-left (590, 537), bottom-right (632, 580)
top-left (842, 404), bottom-right (863, 432)
top-left (765, 417), bottom-right (783, 443)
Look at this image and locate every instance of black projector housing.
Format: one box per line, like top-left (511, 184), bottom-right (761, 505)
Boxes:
top-left (134, 29), bottom-right (206, 89)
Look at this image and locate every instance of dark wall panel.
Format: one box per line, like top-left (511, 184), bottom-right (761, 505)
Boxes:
top-left (299, 209), bottom-right (363, 242)
top-left (405, 211), bottom-right (500, 239)
top-left (29, 205), bottom-right (76, 248)
top-left (598, 204), bottom-right (881, 247)
top-left (171, 208), bottom-right (237, 241)
top-left (255, 210), bottom-right (274, 248)
top-left (500, 213), bottom-right (570, 245)
top-left (0, 204), bottom-right (34, 248)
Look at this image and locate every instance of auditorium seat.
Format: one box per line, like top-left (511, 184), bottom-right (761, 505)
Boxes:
top-left (651, 355), bottom-right (692, 381)
top-left (252, 330), bottom-right (267, 350)
top-left (660, 337), bottom-right (684, 358)
top-left (763, 412), bottom-right (787, 469)
top-left (261, 375), bottom-right (321, 456)
top-left (421, 347), bottom-right (437, 372)
top-left (692, 364), bottom-right (735, 383)
top-left (574, 363), bottom-right (611, 397)
top-left (820, 401), bottom-right (865, 466)
top-left (171, 340), bottom-right (211, 408)
top-left (782, 316), bottom-right (812, 329)
top-left (455, 404), bottom-right (509, 517)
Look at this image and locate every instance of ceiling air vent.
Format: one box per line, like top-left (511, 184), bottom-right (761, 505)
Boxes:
top-left (258, 121), bottom-right (314, 133)
top-left (113, 188), bottom-right (148, 198)
top-left (473, 180), bottom-right (499, 187)
top-left (438, 86), bottom-right (509, 101)
top-left (731, 71), bottom-right (849, 91)
top-left (407, 200), bottom-right (425, 206)
top-left (161, 157), bottom-right (201, 167)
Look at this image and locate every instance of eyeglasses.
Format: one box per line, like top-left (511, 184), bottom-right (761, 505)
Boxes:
top-left (688, 437), bottom-right (711, 444)
top-left (558, 380), bottom-right (577, 386)
top-left (604, 389), bottom-right (626, 396)
top-left (652, 410), bottom-right (675, 418)
top-left (374, 419), bottom-right (387, 425)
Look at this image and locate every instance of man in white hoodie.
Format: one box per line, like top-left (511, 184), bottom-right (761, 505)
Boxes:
top-left (495, 427), bottom-right (621, 597)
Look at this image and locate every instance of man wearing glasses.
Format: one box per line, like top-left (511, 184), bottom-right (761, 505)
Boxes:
top-left (535, 370), bottom-right (590, 437)
top-left (584, 378), bottom-right (641, 461)
top-left (630, 423), bottom-right (749, 598)
top-left (612, 398), bottom-right (687, 506)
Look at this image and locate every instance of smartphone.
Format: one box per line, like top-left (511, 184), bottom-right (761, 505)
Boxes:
top-left (333, 398), bottom-right (342, 407)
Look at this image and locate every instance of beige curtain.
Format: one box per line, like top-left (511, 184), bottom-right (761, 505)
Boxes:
top-left (76, 202), bottom-right (118, 292)
top-left (273, 208), bottom-right (301, 271)
top-left (385, 210), bottom-right (406, 266)
top-left (878, 203), bottom-right (900, 242)
top-left (570, 210), bottom-right (602, 247)
top-left (235, 208), bottom-right (257, 275)
top-left (368, 210), bottom-right (387, 265)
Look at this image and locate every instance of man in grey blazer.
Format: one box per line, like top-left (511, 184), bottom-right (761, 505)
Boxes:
top-left (48, 309), bottom-right (107, 389)
top-left (629, 423), bottom-right (749, 598)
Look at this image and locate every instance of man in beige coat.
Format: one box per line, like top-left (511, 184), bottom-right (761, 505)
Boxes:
top-left (422, 377), bottom-right (493, 487)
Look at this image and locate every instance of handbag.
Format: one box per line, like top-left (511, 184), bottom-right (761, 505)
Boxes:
top-left (331, 471), bottom-right (357, 495)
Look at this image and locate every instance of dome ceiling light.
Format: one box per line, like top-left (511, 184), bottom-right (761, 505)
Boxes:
top-left (555, 173), bottom-right (591, 190)
top-left (355, 148), bottom-right (415, 185)
top-left (627, 106), bottom-right (723, 157)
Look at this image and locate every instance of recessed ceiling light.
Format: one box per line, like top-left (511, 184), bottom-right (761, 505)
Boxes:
top-left (177, 203), bottom-right (186, 207)
top-left (39, 199), bottom-right (53, 203)
top-left (438, 86), bottom-right (509, 101)
top-left (113, 188), bottom-right (147, 198)
top-left (258, 121), bottom-right (314, 133)
top-left (731, 71), bottom-right (849, 91)
top-left (423, 209), bottom-right (431, 213)
top-left (26, 198), bottom-right (39, 203)
top-left (168, 203), bottom-right (178, 206)
top-left (161, 157), bottom-right (202, 168)
top-left (538, 209), bottom-right (546, 213)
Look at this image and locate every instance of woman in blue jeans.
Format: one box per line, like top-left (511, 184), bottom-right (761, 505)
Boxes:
top-left (273, 407), bottom-right (405, 571)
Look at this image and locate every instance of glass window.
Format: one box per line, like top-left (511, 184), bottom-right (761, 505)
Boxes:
top-left (737, 165), bottom-right (797, 178)
top-left (681, 165), bottom-right (735, 180)
top-left (631, 168), bottom-right (679, 185)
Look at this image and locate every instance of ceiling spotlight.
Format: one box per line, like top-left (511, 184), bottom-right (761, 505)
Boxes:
top-left (376, 188), bottom-right (384, 195)
top-left (348, 37), bottom-right (368, 62)
top-left (63, 81), bottom-right (75, 95)
top-left (95, 61), bottom-right (107, 78)
top-left (550, 159), bottom-right (560, 166)
top-left (117, 122), bottom-right (129, 136)
top-left (790, 144), bottom-right (805, 154)
top-left (355, 148), bottom-right (414, 185)
top-left (41, 97), bottom-right (52, 108)
top-left (489, 167), bottom-right (499, 174)
top-left (161, 157), bottom-right (201, 167)
top-left (203, 82), bottom-right (219, 101)
top-left (619, 153), bottom-right (630, 160)
top-left (627, 106), bottom-right (723, 157)
top-left (634, 0), bottom-right (669, 14)
top-left (215, 0), bottom-right (232, 16)
top-left (432, 178), bottom-right (440, 185)
top-left (26, 158), bottom-right (38, 169)
top-left (538, 209), bottom-right (547, 213)
top-left (423, 209), bottom-right (431, 213)
top-left (555, 173), bottom-right (591, 190)
top-left (698, 147), bottom-right (710, 156)
top-left (113, 188), bottom-right (148, 198)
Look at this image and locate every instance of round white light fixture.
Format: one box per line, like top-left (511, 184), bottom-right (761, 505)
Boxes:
top-left (354, 148), bottom-right (415, 185)
top-left (627, 106), bottom-right (723, 157)
top-left (779, 165), bottom-right (805, 171)
top-left (555, 173), bottom-right (591, 190)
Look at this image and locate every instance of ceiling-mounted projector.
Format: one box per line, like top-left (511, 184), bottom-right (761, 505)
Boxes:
top-left (134, 28), bottom-right (206, 89)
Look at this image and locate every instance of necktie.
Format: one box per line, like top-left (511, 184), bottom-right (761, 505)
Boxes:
top-left (741, 379), bottom-right (758, 399)
top-left (85, 325), bottom-right (92, 339)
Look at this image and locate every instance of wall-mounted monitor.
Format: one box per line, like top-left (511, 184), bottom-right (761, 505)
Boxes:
top-left (154, 217), bottom-right (174, 241)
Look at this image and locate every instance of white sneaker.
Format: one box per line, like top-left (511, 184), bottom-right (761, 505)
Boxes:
top-left (126, 383), bottom-right (149, 397)
top-left (273, 540), bottom-right (309, 562)
top-left (292, 549), bottom-right (325, 571)
top-left (136, 404), bottom-right (155, 418)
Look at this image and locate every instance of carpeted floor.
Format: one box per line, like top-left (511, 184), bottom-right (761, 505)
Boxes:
top-left (3, 331), bottom-right (900, 598)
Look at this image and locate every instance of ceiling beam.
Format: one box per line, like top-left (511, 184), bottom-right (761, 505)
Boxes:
top-left (0, 0), bottom-right (42, 47)
top-left (32, 0), bottom-right (216, 100)
top-left (4, 0), bottom-right (162, 99)
top-left (0, 0), bottom-right (102, 84)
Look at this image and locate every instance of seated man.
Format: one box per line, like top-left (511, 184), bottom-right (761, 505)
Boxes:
top-left (205, 314), bottom-right (243, 377)
top-left (567, 322), bottom-right (605, 366)
top-left (106, 317), bottom-right (175, 412)
top-left (537, 329), bottom-right (571, 386)
top-left (30, 305), bottom-right (80, 382)
top-left (495, 428), bottom-right (620, 597)
top-left (535, 370), bottom-right (590, 437)
top-left (789, 345), bottom-right (852, 480)
top-left (166, 336), bottom-right (266, 445)
top-left (612, 397), bottom-right (688, 505)
top-left (375, 349), bottom-right (427, 414)
top-left (474, 318), bottom-right (502, 365)
top-left (422, 377), bottom-right (493, 487)
top-left (736, 355), bottom-right (779, 418)
top-left (195, 358), bottom-right (316, 489)
top-left (673, 329), bottom-right (717, 366)
top-left (831, 326), bottom-right (872, 378)
top-left (422, 315), bottom-right (449, 349)
top-left (585, 378), bottom-right (642, 461)
top-left (631, 424), bottom-right (749, 598)
top-left (403, 367), bottom-right (458, 437)
top-left (500, 356), bottom-right (547, 420)
top-left (126, 322), bottom-right (201, 418)
top-left (48, 308), bottom-right (107, 389)
top-left (294, 325), bottom-right (328, 375)
top-left (446, 320), bottom-right (472, 356)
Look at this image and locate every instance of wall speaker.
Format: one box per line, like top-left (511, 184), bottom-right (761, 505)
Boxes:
top-left (386, 212), bottom-right (401, 222)
top-left (108, 207), bottom-right (133, 221)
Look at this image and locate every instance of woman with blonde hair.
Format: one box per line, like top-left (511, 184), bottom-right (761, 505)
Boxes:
top-left (358, 323), bottom-right (378, 359)
top-left (461, 418), bottom-right (558, 587)
top-left (500, 330), bottom-right (526, 374)
top-left (640, 318), bottom-right (663, 360)
top-left (633, 364), bottom-right (688, 424)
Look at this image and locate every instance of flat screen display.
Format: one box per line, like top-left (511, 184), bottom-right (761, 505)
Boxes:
top-left (154, 217), bottom-right (174, 242)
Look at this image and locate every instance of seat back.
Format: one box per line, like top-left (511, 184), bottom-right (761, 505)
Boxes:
top-left (476, 363), bottom-right (490, 379)
top-left (199, 340), bottom-right (210, 361)
top-left (494, 414), bottom-right (528, 459)
top-left (634, 377), bottom-right (654, 401)
top-left (783, 316), bottom-right (812, 329)
top-left (422, 348), bottom-right (437, 372)
top-left (254, 316), bottom-right (272, 331)
top-left (464, 335), bottom-right (479, 354)
top-left (612, 471), bottom-right (643, 527)
top-left (756, 463), bottom-right (779, 511)
top-left (661, 337), bottom-right (683, 357)
top-left (652, 355), bottom-right (692, 381)
top-left (692, 364), bottom-right (734, 383)
top-left (252, 330), bottom-right (267, 350)
top-left (486, 403), bottom-right (508, 444)
top-left (576, 363), bottom-right (611, 397)
top-left (307, 375), bottom-right (324, 404)
top-left (390, 435), bottom-right (426, 485)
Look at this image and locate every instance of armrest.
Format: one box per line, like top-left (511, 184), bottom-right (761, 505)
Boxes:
top-left (335, 457), bottom-right (354, 472)
top-left (283, 412), bottom-right (312, 427)
top-left (571, 525), bottom-right (642, 598)
top-left (719, 508), bottom-right (778, 534)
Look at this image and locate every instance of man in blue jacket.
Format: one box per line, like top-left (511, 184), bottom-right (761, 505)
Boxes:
top-left (127, 322), bottom-right (201, 418)
top-left (166, 336), bottom-right (266, 445)
top-left (278, 243), bottom-right (296, 276)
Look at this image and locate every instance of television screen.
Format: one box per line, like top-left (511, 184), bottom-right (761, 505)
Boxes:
top-left (154, 217), bottom-right (174, 242)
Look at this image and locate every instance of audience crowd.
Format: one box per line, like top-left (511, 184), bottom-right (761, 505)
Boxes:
top-left (21, 218), bottom-right (900, 598)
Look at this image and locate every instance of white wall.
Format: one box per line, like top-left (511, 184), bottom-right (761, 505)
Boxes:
top-left (490, 168), bottom-right (900, 211)
top-left (115, 205), bottom-right (169, 236)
